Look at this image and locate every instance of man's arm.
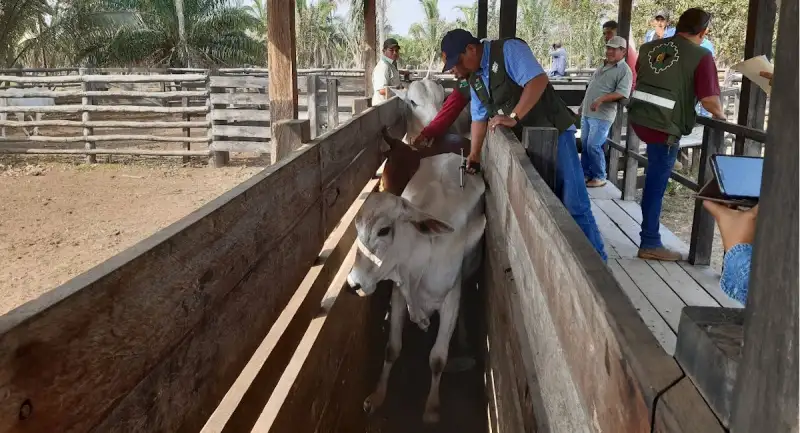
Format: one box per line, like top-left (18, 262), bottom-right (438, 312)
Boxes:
top-left (470, 120), bottom-right (489, 165)
top-left (591, 67), bottom-right (633, 109)
top-left (418, 90), bottom-right (469, 139)
top-left (694, 54), bottom-right (725, 119)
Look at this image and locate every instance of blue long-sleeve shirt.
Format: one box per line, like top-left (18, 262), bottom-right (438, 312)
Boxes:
top-left (469, 39), bottom-right (546, 122)
top-left (720, 243), bottom-right (752, 305)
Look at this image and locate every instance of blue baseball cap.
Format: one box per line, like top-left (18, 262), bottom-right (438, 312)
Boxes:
top-left (441, 29), bottom-right (480, 72)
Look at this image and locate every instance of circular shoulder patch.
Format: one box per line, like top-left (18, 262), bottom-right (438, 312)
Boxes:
top-left (647, 41), bottom-right (680, 74)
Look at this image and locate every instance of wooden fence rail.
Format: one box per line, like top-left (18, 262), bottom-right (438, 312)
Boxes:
top-left (0, 70), bottom-right (373, 166)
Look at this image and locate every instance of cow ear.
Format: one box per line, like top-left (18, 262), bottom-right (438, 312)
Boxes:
top-left (411, 218), bottom-right (454, 235)
top-left (401, 201), bottom-right (454, 235)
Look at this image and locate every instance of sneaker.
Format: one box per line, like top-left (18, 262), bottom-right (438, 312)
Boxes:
top-left (638, 246), bottom-right (682, 261)
top-left (586, 178), bottom-right (607, 188)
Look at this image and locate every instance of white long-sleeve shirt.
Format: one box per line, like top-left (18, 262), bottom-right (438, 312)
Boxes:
top-left (372, 55), bottom-right (401, 106)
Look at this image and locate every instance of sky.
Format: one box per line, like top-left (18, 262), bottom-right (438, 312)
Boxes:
top-left (336, 0), bottom-right (470, 36)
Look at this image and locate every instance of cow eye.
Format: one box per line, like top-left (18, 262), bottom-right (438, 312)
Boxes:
top-left (377, 226), bottom-right (391, 237)
top-left (408, 99), bottom-right (418, 108)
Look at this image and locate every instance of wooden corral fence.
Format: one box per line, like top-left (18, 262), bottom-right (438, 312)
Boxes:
top-left (0, 96), bottom-right (405, 433)
top-left (0, 68), bottom-right (371, 167)
top-left (481, 126), bottom-right (725, 432)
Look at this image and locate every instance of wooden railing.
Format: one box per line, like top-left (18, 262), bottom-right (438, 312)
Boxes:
top-left (0, 69), bottom-right (370, 167)
top-left (605, 116), bottom-right (767, 265)
top-left (482, 125), bottom-right (724, 432)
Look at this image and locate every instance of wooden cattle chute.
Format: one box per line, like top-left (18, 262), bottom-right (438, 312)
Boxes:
top-left (0, 97), bottom-right (405, 433)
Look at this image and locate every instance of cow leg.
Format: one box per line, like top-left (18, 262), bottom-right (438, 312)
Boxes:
top-left (423, 285), bottom-right (460, 424)
top-left (16, 112), bottom-right (30, 137)
top-left (364, 285), bottom-right (406, 414)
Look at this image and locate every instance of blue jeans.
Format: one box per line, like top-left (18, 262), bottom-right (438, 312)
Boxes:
top-left (639, 142), bottom-right (680, 249)
top-left (580, 117), bottom-right (613, 180)
top-left (555, 130), bottom-right (608, 261)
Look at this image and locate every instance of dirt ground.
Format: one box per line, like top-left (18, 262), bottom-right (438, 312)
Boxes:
top-left (0, 154), bottom-right (265, 315)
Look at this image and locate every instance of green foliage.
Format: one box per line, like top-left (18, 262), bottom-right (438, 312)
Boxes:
top-left (632, 0), bottom-right (750, 66)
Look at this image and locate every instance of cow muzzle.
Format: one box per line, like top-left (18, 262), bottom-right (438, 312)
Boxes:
top-left (346, 273), bottom-right (367, 297)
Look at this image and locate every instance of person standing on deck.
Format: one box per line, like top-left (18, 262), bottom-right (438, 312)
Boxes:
top-left (628, 8), bottom-right (725, 261)
top-left (644, 11), bottom-right (676, 44)
top-left (602, 20), bottom-right (638, 88)
top-left (548, 42), bottom-right (568, 77)
top-left (372, 38), bottom-right (405, 106)
top-left (439, 28), bottom-right (607, 261)
top-left (579, 36), bottom-right (633, 188)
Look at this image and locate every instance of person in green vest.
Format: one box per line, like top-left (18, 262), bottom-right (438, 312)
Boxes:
top-left (439, 28), bottom-right (607, 261)
top-left (628, 8), bottom-right (725, 261)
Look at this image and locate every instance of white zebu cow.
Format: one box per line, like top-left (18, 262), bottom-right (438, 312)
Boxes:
top-left (0, 88), bottom-right (55, 137)
top-left (347, 138), bottom-right (486, 423)
top-left (391, 78), bottom-right (471, 145)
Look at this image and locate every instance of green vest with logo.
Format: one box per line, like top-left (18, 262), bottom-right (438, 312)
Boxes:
top-left (468, 38), bottom-right (577, 135)
top-left (455, 79), bottom-right (472, 100)
top-left (629, 35), bottom-right (708, 138)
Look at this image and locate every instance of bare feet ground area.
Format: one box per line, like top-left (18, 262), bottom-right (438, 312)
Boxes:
top-left (0, 155), bottom-right (264, 315)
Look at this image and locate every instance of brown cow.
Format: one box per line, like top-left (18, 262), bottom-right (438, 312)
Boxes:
top-left (379, 129), bottom-right (471, 196)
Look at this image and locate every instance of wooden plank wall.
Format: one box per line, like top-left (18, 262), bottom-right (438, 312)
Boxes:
top-left (0, 97), bottom-right (406, 433)
top-left (481, 126), bottom-right (723, 432)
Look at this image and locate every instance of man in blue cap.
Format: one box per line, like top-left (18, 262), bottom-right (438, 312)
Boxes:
top-left (440, 28), bottom-right (607, 261)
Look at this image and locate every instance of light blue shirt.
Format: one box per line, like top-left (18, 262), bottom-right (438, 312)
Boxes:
top-left (645, 27), bottom-right (676, 43)
top-left (700, 38), bottom-right (715, 57)
top-left (469, 39), bottom-right (546, 122)
top-left (720, 243), bottom-right (752, 305)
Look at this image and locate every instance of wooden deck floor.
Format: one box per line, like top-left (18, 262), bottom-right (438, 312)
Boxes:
top-left (588, 182), bottom-right (742, 355)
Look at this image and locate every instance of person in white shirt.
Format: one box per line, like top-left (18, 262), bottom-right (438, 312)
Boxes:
top-left (372, 38), bottom-right (405, 105)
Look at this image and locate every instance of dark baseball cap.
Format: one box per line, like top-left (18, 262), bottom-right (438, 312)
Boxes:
top-left (440, 28), bottom-right (480, 72)
top-left (676, 8), bottom-right (712, 34)
top-left (383, 38), bottom-right (400, 50)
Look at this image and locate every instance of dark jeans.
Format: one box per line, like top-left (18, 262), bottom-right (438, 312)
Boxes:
top-left (555, 130), bottom-right (608, 261)
top-left (639, 142), bottom-right (680, 249)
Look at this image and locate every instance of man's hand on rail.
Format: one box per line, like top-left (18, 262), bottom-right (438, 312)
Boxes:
top-left (488, 115), bottom-right (517, 130)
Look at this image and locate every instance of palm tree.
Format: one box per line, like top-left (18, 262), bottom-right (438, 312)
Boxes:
top-left (454, 3), bottom-right (478, 34)
top-left (0, 0), bottom-right (51, 66)
top-left (408, 0), bottom-right (452, 66)
top-left (296, 0), bottom-right (348, 68)
top-left (58, 0), bottom-right (263, 67)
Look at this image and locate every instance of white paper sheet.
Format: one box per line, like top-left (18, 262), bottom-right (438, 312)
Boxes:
top-left (732, 55), bottom-right (774, 94)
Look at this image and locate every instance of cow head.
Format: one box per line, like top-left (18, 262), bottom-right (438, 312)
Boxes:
top-left (391, 78), bottom-right (446, 142)
top-left (346, 192), bottom-right (453, 296)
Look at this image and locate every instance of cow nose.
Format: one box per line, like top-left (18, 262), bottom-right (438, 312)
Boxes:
top-left (346, 274), bottom-right (362, 295)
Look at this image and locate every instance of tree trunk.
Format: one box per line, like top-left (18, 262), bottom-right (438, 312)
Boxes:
top-left (377, 0), bottom-right (386, 44)
top-left (174, 0), bottom-right (189, 67)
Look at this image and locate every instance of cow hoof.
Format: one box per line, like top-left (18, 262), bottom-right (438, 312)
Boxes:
top-left (363, 394), bottom-right (384, 415)
top-left (422, 408), bottom-right (440, 424)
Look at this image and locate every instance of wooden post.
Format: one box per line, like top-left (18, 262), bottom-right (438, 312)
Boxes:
top-left (688, 125), bottom-right (725, 265)
top-left (207, 70), bottom-right (228, 168)
top-left (734, 0), bottom-right (776, 157)
top-left (307, 74), bottom-right (320, 138)
top-left (80, 68), bottom-right (95, 164)
top-left (267, 0), bottom-right (298, 137)
top-left (363, 0), bottom-right (377, 98)
top-left (607, 104), bottom-right (624, 187)
top-left (617, 0), bottom-right (633, 41)
top-left (731, 0), bottom-right (798, 429)
top-left (477, 0), bottom-right (488, 39)
top-left (272, 119), bottom-right (310, 164)
top-left (522, 126), bottom-right (559, 190)
top-left (326, 77), bottom-right (339, 129)
top-left (352, 97), bottom-right (370, 115)
top-left (621, 120), bottom-right (640, 201)
top-left (181, 80), bottom-right (190, 164)
top-left (498, 0), bottom-right (518, 38)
